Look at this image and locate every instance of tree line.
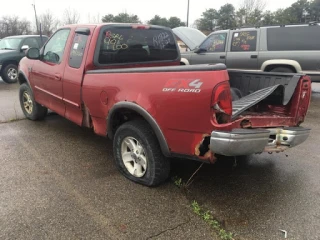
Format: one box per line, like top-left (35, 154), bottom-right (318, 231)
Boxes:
top-left (195, 0), bottom-right (320, 31)
top-left (100, 0), bottom-right (320, 31)
top-left (1, 0), bottom-right (319, 38)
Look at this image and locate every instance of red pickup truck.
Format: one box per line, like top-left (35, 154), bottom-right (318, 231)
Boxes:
top-left (18, 23), bottom-right (311, 186)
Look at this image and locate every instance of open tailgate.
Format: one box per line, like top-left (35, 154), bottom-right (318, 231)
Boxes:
top-left (231, 75), bottom-right (301, 120)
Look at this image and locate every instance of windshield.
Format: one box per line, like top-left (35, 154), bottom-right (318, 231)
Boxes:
top-left (0, 38), bottom-right (23, 50)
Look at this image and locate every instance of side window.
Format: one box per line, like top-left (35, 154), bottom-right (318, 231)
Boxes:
top-left (23, 38), bottom-right (39, 48)
top-left (231, 31), bottom-right (257, 52)
top-left (267, 26), bottom-right (320, 51)
top-left (200, 33), bottom-right (227, 52)
top-left (43, 29), bottom-right (71, 64)
top-left (69, 33), bottom-right (89, 68)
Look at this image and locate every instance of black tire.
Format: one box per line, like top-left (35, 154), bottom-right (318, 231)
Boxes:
top-left (1, 64), bottom-right (18, 83)
top-left (19, 83), bottom-right (48, 120)
top-left (113, 119), bottom-right (171, 187)
top-left (270, 67), bottom-right (294, 73)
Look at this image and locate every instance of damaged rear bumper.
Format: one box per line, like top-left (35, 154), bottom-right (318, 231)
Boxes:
top-left (210, 127), bottom-right (310, 156)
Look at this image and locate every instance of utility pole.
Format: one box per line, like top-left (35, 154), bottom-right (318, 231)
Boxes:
top-left (32, 2), bottom-right (39, 34)
top-left (187, 0), bottom-right (190, 27)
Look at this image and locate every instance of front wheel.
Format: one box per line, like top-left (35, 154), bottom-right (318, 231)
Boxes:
top-left (1, 64), bottom-right (18, 83)
top-left (113, 120), bottom-right (171, 187)
top-left (19, 83), bottom-right (48, 120)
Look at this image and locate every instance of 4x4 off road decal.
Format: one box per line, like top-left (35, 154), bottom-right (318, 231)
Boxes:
top-left (162, 79), bottom-right (203, 93)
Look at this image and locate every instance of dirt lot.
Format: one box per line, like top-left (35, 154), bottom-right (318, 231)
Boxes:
top-left (1, 80), bottom-right (320, 240)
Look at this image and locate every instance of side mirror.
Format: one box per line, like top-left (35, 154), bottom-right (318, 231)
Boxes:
top-left (21, 45), bottom-right (29, 52)
top-left (194, 47), bottom-right (207, 54)
top-left (26, 48), bottom-right (40, 60)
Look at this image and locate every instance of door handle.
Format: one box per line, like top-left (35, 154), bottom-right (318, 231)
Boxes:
top-left (251, 55), bottom-right (258, 59)
top-left (220, 56), bottom-right (226, 59)
top-left (54, 74), bottom-right (61, 80)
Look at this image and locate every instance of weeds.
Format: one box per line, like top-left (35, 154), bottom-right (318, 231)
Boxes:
top-left (172, 163), bottom-right (204, 189)
top-left (191, 200), bottom-right (201, 216)
top-left (191, 201), bottom-right (234, 240)
top-left (172, 176), bottom-right (184, 188)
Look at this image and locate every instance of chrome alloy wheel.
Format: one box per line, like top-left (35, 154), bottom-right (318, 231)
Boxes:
top-left (7, 67), bottom-right (17, 80)
top-left (121, 137), bottom-right (147, 178)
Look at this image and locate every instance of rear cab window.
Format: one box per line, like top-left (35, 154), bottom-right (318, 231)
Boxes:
top-left (231, 31), bottom-right (257, 51)
top-left (267, 26), bottom-right (320, 51)
top-left (94, 25), bottom-right (179, 66)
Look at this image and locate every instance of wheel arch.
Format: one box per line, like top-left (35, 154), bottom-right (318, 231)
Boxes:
top-left (18, 70), bottom-right (31, 86)
top-left (107, 102), bottom-right (170, 157)
top-left (180, 57), bottom-right (190, 65)
top-left (261, 60), bottom-right (302, 73)
top-left (1, 60), bottom-right (19, 71)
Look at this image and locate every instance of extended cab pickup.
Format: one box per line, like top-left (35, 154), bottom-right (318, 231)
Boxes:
top-left (18, 23), bottom-right (312, 187)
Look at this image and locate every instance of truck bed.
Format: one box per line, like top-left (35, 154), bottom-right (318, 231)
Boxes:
top-left (228, 70), bottom-right (304, 120)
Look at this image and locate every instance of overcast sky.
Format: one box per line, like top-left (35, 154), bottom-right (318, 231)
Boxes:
top-left (2, 0), bottom-right (297, 26)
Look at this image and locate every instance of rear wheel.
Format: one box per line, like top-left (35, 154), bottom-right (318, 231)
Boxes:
top-left (113, 119), bottom-right (171, 187)
top-left (1, 64), bottom-right (18, 83)
top-left (19, 83), bottom-right (48, 120)
top-left (270, 67), bottom-right (294, 73)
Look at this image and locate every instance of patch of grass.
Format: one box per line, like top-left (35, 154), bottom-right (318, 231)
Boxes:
top-left (4, 117), bottom-right (24, 123)
top-left (8, 118), bottom-right (18, 122)
top-left (172, 176), bottom-right (185, 188)
top-left (172, 163), bottom-right (204, 189)
top-left (191, 201), bottom-right (234, 240)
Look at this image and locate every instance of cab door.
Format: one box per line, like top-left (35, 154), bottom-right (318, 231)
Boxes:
top-left (190, 32), bottom-right (228, 65)
top-left (62, 27), bottom-right (95, 125)
top-left (31, 28), bottom-right (72, 116)
top-left (226, 29), bottom-right (260, 70)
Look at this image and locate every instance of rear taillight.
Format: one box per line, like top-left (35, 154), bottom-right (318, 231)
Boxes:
top-left (212, 81), bottom-right (232, 119)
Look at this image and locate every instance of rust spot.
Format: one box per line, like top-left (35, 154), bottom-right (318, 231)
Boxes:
top-left (195, 143), bottom-right (201, 156)
top-left (195, 134), bottom-right (210, 156)
top-left (82, 104), bottom-right (92, 128)
top-left (240, 119), bottom-right (252, 128)
top-left (194, 134), bottom-right (217, 164)
top-left (264, 145), bottom-right (288, 153)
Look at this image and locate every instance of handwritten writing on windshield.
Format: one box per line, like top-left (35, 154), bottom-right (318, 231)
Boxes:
top-left (153, 32), bottom-right (171, 49)
top-left (104, 31), bottom-right (128, 50)
top-left (209, 39), bottom-right (225, 51)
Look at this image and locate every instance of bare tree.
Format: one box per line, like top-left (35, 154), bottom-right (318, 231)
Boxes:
top-left (87, 12), bottom-right (101, 23)
top-left (39, 10), bottom-right (59, 36)
top-left (0, 16), bottom-right (31, 38)
top-left (237, 0), bottom-right (266, 25)
top-left (62, 7), bottom-right (80, 25)
top-left (240, 0), bottom-right (266, 14)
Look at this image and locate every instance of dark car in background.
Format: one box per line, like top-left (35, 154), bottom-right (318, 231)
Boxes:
top-left (173, 22), bottom-right (320, 82)
top-left (0, 35), bottom-right (48, 83)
